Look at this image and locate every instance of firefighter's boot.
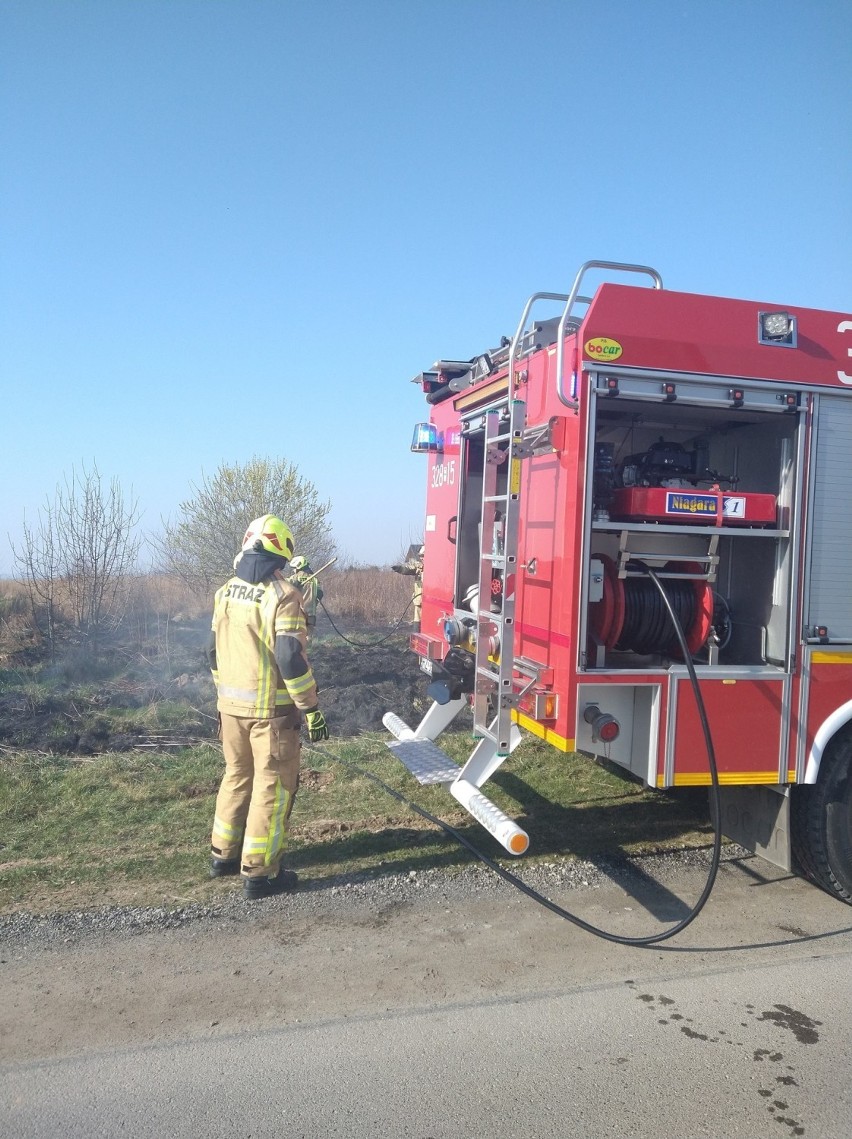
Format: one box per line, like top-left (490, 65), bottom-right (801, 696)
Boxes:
top-left (243, 867), bottom-right (299, 901)
top-left (209, 856), bottom-right (240, 878)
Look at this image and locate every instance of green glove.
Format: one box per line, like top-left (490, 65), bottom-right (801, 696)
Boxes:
top-left (304, 708), bottom-right (329, 742)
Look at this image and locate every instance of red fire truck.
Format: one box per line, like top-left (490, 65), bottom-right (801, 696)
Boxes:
top-left (383, 259), bottom-right (852, 904)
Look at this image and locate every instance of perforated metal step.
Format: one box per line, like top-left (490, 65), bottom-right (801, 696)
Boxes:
top-left (386, 738), bottom-right (460, 785)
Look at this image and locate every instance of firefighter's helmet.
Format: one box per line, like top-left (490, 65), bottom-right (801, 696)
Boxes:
top-left (290, 555), bottom-right (309, 572)
top-left (241, 515), bottom-right (295, 560)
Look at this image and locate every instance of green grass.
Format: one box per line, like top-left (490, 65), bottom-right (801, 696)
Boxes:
top-left (0, 731), bottom-right (713, 914)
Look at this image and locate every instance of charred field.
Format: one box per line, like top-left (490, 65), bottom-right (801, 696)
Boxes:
top-left (0, 613), bottom-right (429, 756)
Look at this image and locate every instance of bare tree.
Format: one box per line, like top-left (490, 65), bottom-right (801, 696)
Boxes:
top-left (11, 503), bottom-right (62, 660)
top-left (58, 465), bottom-right (142, 642)
top-left (154, 456), bottom-right (336, 594)
top-left (11, 463), bottom-right (142, 652)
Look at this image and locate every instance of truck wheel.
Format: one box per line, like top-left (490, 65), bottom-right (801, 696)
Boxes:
top-left (791, 730), bottom-right (852, 904)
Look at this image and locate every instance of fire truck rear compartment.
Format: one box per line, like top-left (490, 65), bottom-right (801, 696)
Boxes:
top-left (586, 388), bottom-right (799, 671)
top-left (389, 266), bottom-right (852, 913)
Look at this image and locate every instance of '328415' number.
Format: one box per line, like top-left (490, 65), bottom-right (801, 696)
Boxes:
top-left (431, 460), bottom-right (456, 488)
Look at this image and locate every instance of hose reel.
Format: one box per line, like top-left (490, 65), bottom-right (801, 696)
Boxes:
top-left (590, 554), bottom-right (714, 657)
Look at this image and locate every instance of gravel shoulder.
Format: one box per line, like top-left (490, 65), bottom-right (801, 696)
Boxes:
top-left (2, 845), bottom-right (803, 1066)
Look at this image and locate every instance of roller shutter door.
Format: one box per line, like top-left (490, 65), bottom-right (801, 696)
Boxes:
top-left (807, 395), bottom-right (852, 642)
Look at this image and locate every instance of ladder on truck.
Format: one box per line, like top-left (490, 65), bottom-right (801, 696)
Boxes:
top-left (472, 398), bottom-right (529, 754)
top-left (381, 397), bottom-right (536, 857)
top-left (383, 259), bottom-right (665, 856)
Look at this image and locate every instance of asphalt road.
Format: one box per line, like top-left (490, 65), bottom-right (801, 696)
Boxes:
top-left (2, 856), bottom-right (851, 1138)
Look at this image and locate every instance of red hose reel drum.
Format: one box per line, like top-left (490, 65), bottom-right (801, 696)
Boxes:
top-left (675, 560), bottom-right (714, 656)
top-left (589, 555), bottom-right (713, 656)
top-left (588, 554), bottom-right (625, 649)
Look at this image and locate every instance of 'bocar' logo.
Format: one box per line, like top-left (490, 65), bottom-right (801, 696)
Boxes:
top-left (584, 336), bottom-right (623, 361)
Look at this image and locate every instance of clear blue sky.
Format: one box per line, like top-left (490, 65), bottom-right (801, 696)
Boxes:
top-left (1, 0), bottom-right (850, 573)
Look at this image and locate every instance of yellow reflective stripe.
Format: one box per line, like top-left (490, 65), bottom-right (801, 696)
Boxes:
top-left (213, 815), bottom-right (242, 840)
top-left (274, 690), bottom-right (295, 705)
top-left (276, 614), bottom-right (305, 634)
top-left (266, 780), bottom-right (291, 864)
top-left (513, 711), bottom-right (574, 752)
top-left (257, 657), bottom-right (271, 714)
top-left (657, 771), bottom-right (783, 787)
top-left (257, 599), bottom-right (277, 713)
top-left (287, 671), bottom-right (315, 696)
top-left (242, 786), bottom-right (292, 865)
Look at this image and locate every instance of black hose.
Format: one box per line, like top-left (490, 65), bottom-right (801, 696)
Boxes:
top-left (617, 576), bottom-right (695, 656)
top-left (318, 596), bottom-right (414, 649)
top-left (313, 562), bottom-right (722, 946)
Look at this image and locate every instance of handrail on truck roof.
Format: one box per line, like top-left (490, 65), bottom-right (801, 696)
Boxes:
top-left (557, 260), bottom-right (663, 406)
top-left (506, 291), bottom-right (571, 419)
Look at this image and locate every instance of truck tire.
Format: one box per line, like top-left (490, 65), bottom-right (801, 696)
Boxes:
top-left (791, 730), bottom-right (852, 904)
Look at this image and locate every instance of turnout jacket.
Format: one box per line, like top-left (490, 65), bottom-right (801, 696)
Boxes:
top-left (209, 551), bottom-right (319, 718)
top-left (288, 569), bottom-right (322, 623)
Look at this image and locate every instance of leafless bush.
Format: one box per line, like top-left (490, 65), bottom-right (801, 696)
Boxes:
top-left (10, 464), bottom-right (141, 656)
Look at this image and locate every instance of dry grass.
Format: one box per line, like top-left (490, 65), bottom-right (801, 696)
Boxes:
top-left (0, 579), bottom-right (29, 604)
top-left (0, 584), bottom-right (35, 661)
top-left (0, 567), bottom-right (416, 663)
top-left (321, 567), bottom-right (413, 624)
top-left (126, 567), bottom-right (414, 626)
top-left (122, 567), bottom-right (417, 631)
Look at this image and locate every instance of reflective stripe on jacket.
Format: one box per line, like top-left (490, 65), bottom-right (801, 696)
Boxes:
top-left (211, 570), bottom-right (318, 717)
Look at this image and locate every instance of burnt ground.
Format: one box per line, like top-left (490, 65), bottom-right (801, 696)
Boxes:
top-left (309, 629), bottom-right (430, 737)
top-left (0, 615), bottom-right (432, 754)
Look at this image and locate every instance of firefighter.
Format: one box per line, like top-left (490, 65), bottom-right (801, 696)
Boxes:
top-left (391, 545), bottom-right (423, 623)
top-left (288, 554), bottom-right (323, 634)
top-left (207, 514), bottom-right (329, 901)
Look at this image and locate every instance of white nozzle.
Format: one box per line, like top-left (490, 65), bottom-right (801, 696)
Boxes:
top-left (450, 779), bottom-right (529, 856)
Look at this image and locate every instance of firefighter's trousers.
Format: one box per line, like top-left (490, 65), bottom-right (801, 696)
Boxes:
top-left (412, 581), bottom-right (422, 623)
top-left (211, 708), bottom-right (300, 879)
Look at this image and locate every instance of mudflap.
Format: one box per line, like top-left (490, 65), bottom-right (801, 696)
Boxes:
top-left (718, 785), bottom-right (791, 872)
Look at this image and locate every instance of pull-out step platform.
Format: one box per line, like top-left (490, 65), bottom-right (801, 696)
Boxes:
top-left (383, 709), bottom-right (529, 856)
top-left (386, 737), bottom-right (460, 785)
